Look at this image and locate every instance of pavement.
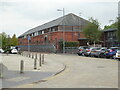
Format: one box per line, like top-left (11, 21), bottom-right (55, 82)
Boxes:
top-left (0, 52), bottom-right (65, 88)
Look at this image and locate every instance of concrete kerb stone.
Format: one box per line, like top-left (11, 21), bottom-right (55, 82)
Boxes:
top-left (54, 63), bottom-right (66, 76)
top-left (22, 61), bottom-right (67, 87)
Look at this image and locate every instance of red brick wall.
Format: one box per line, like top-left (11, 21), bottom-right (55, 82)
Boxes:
top-left (19, 31), bottom-right (85, 46)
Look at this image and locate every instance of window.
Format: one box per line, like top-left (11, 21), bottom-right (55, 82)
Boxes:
top-left (73, 26), bottom-right (79, 31)
top-left (42, 31), bottom-right (44, 34)
top-left (38, 31), bottom-right (42, 35)
top-left (24, 35), bottom-right (26, 38)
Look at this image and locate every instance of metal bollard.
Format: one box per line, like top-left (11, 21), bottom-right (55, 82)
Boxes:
top-left (39, 54), bottom-right (41, 67)
top-left (32, 53), bottom-right (34, 59)
top-left (0, 64), bottom-right (3, 78)
top-left (29, 53), bottom-right (31, 58)
top-left (34, 59), bottom-right (37, 69)
top-left (20, 60), bottom-right (24, 73)
top-left (42, 54), bottom-right (44, 64)
top-left (35, 53), bottom-right (37, 60)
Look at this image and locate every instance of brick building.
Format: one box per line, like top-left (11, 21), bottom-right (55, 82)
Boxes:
top-left (18, 13), bottom-right (89, 52)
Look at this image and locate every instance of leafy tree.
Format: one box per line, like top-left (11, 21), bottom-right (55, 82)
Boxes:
top-left (117, 17), bottom-right (120, 42)
top-left (0, 32), bottom-right (9, 49)
top-left (104, 22), bottom-right (117, 30)
top-left (83, 17), bottom-right (101, 45)
top-left (0, 33), bottom-right (18, 50)
top-left (11, 34), bottom-right (18, 46)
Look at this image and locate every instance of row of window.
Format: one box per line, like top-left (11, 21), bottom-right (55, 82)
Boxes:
top-left (21, 26), bottom-right (82, 39)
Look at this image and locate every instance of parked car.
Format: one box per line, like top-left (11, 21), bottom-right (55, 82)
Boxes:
top-left (11, 49), bottom-right (18, 54)
top-left (115, 48), bottom-right (120, 60)
top-left (104, 47), bottom-right (119, 58)
top-left (90, 47), bottom-right (107, 57)
top-left (0, 49), bottom-right (4, 53)
top-left (84, 47), bottom-right (99, 57)
top-left (77, 46), bottom-right (89, 56)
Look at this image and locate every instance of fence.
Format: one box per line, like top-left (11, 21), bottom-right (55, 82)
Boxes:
top-left (65, 47), bottom-right (78, 54)
top-left (19, 44), bottom-right (56, 53)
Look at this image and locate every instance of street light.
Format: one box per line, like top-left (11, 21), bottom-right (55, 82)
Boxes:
top-left (27, 35), bottom-right (30, 52)
top-left (57, 8), bottom-right (65, 53)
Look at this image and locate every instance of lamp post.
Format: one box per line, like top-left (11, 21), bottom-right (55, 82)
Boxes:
top-left (57, 8), bottom-right (65, 53)
top-left (28, 35), bottom-right (30, 52)
top-left (78, 12), bottom-right (82, 38)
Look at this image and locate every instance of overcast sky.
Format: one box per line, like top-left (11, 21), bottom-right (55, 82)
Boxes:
top-left (0, 0), bottom-right (119, 37)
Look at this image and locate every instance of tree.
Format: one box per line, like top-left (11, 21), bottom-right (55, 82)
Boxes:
top-left (117, 17), bottom-right (120, 42)
top-left (11, 34), bottom-right (18, 46)
top-left (103, 19), bottom-right (118, 30)
top-left (0, 32), bottom-right (7, 49)
top-left (83, 17), bottom-right (101, 46)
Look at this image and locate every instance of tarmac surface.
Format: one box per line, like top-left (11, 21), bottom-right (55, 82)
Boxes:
top-left (18, 53), bottom-right (118, 88)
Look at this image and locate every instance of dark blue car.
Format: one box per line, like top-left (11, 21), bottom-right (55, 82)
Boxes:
top-left (105, 47), bottom-right (119, 58)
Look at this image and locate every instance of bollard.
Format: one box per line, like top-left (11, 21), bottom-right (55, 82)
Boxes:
top-left (39, 54), bottom-right (41, 67)
top-left (28, 53), bottom-right (29, 57)
top-left (32, 53), bottom-right (34, 59)
top-left (42, 54), bottom-right (44, 64)
top-left (34, 58), bottom-right (37, 69)
top-left (35, 53), bottom-right (37, 60)
top-left (29, 53), bottom-right (31, 58)
top-left (0, 63), bottom-right (3, 78)
top-left (32, 53), bottom-right (33, 59)
top-left (20, 60), bottom-right (24, 73)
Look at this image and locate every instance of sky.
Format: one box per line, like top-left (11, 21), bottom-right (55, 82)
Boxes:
top-left (0, 0), bottom-right (119, 37)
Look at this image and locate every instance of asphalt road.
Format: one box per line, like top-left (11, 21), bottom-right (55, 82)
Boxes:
top-left (27, 54), bottom-right (118, 88)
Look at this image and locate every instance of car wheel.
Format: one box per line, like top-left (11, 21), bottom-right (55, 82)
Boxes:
top-left (89, 53), bottom-right (91, 57)
top-left (78, 54), bottom-right (81, 56)
top-left (118, 59), bottom-right (120, 61)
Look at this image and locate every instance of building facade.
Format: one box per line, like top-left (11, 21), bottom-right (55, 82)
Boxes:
top-left (18, 13), bottom-right (89, 52)
top-left (102, 28), bottom-right (119, 47)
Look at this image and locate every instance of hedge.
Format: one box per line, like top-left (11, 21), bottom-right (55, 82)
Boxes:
top-left (59, 41), bottom-right (79, 50)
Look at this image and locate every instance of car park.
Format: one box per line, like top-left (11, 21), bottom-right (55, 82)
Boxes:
top-left (77, 46), bottom-right (89, 56)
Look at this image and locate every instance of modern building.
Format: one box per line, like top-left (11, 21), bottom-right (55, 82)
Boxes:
top-left (18, 13), bottom-right (89, 52)
top-left (102, 28), bottom-right (119, 47)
